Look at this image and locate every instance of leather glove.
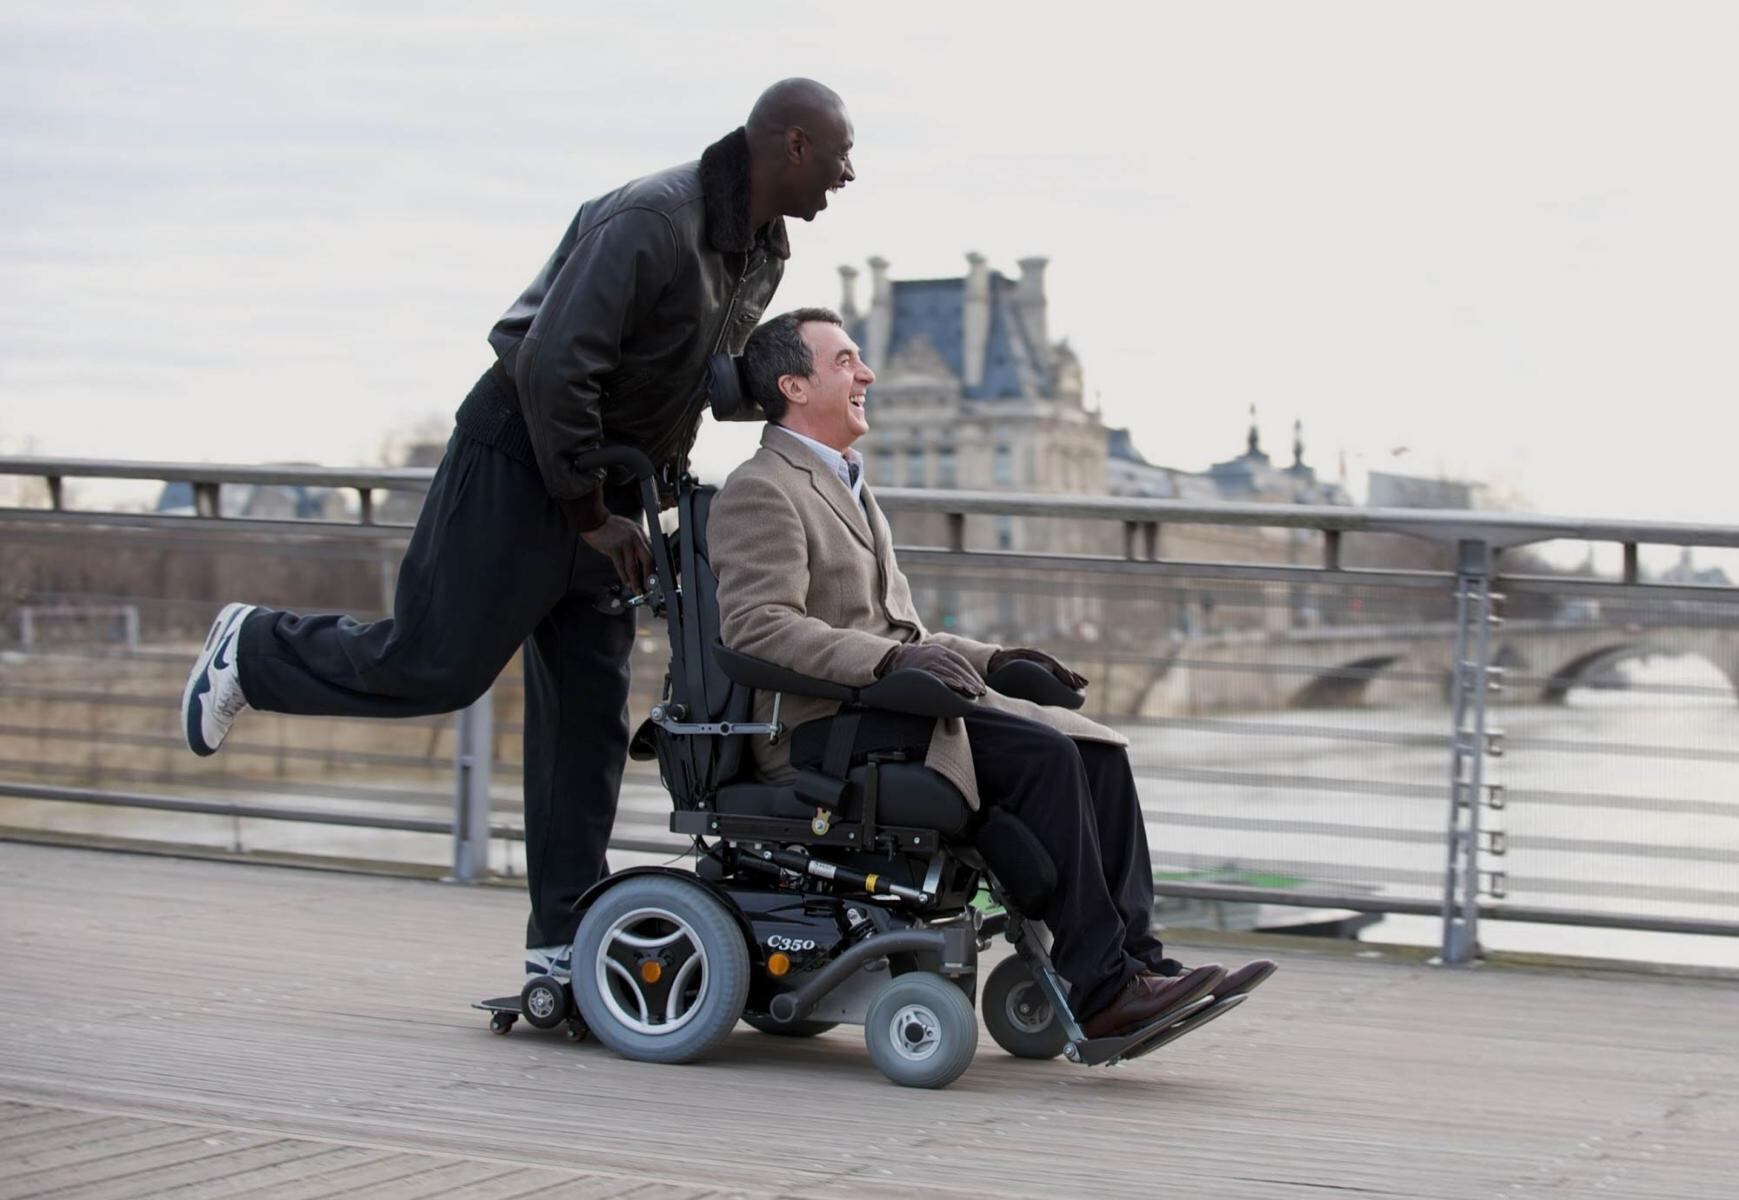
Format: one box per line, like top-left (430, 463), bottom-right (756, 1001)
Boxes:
top-left (876, 642), bottom-right (986, 698)
top-left (987, 646), bottom-right (1088, 691)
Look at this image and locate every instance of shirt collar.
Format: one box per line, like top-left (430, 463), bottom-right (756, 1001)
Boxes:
top-left (777, 426), bottom-right (864, 504)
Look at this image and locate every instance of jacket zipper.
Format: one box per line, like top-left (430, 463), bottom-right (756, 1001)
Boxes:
top-left (709, 249), bottom-right (757, 354)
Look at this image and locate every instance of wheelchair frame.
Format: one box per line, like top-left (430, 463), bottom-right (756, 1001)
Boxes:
top-left (552, 447), bottom-right (1216, 1087)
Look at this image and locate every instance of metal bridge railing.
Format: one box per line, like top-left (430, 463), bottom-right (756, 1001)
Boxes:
top-left (4, 454), bottom-right (1738, 965)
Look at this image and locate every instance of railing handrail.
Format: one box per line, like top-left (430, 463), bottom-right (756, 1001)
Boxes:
top-left (0, 456), bottom-right (434, 494)
top-left (874, 487), bottom-right (1739, 551)
top-left (5, 453), bottom-right (1739, 551)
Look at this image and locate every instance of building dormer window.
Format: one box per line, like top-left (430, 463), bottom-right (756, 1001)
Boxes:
top-left (938, 447), bottom-right (957, 488)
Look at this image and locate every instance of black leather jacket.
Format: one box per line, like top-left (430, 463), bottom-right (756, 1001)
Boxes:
top-left (488, 128), bottom-right (789, 501)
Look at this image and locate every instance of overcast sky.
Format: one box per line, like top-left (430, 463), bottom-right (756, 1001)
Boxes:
top-left (4, 1), bottom-right (1737, 526)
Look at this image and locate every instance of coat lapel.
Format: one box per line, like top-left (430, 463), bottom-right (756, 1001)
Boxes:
top-left (762, 426), bottom-right (873, 551)
top-left (863, 484), bottom-right (922, 638)
top-left (862, 486), bottom-right (899, 579)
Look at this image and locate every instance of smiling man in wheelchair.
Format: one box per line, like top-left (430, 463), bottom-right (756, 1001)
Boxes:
top-left (710, 307), bottom-right (1273, 1062)
top-left (545, 308), bottom-right (1273, 1088)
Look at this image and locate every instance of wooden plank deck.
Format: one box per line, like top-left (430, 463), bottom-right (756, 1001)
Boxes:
top-left (1, 841), bottom-right (1735, 1199)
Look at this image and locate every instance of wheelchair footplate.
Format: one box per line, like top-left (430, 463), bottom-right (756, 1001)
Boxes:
top-left (1069, 993), bottom-right (1238, 1068)
top-left (1116, 992), bottom-right (1247, 1065)
top-left (473, 979), bottom-right (588, 1043)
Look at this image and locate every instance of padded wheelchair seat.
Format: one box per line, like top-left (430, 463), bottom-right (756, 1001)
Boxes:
top-left (713, 763), bottom-right (973, 839)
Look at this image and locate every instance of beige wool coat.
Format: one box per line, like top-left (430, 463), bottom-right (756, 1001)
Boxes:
top-left (709, 425), bottom-right (1126, 810)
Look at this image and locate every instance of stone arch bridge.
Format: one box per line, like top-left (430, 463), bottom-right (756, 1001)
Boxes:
top-left (1119, 619), bottom-right (1739, 717)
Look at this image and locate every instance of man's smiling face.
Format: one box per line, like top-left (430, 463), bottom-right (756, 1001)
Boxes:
top-left (791, 320), bottom-right (874, 449)
top-left (795, 110), bottom-right (855, 221)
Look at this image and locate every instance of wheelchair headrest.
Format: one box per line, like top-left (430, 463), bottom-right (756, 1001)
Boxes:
top-left (707, 353), bottom-right (763, 422)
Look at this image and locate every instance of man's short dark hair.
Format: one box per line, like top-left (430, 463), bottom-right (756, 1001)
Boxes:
top-left (743, 307), bottom-right (843, 423)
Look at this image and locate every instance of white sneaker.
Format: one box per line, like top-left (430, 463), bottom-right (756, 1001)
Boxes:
top-left (524, 944), bottom-right (573, 984)
top-left (182, 602), bottom-right (257, 756)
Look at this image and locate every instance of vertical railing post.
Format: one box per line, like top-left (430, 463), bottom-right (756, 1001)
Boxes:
top-left (1440, 540), bottom-right (1497, 963)
top-left (451, 687), bottom-right (495, 883)
top-left (377, 549), bottom-right (397, 618)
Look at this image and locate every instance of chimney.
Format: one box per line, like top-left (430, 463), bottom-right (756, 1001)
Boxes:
top-left (838, 264), bottom-right (860, 320)
top-left (1016, 255), bottom-right (1051, 372)
top-left (865, 256), bottom-right (892, 367)
top-left (963, 252), bottom-right (990, 389)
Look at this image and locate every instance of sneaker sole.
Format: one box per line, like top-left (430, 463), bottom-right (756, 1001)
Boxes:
top-left (181, 602), bottom-right (251, 756)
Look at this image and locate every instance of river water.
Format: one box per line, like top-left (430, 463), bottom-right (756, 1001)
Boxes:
top-left (1120, 654), bottom-right (1739, 968)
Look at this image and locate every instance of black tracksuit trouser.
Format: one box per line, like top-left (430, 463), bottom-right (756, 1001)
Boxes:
top-left (964, 708), bottom-right (1165, 1019)
top-left (236, 409), bottom-right (636, 949)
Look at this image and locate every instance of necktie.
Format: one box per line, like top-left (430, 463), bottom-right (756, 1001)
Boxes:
top-left (848, 461), bottom-right (860, 488)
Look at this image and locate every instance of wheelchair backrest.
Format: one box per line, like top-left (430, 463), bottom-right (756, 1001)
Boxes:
top-left (651, 485), bottom-right (755, 806)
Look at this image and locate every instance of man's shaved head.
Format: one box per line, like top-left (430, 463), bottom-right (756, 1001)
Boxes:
top-left (742, 78), bottom-right (855, 225)
top-left (746, 78), bottom-right (846, 141)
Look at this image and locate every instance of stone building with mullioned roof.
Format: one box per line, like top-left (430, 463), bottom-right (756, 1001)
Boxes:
top-left (843, 253), bottom-right (1101, 510)
top-left (841, 253), bottom-right (1347, 646)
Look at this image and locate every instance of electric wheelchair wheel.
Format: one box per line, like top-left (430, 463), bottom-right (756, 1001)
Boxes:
top-left (571, 875), bottom-right (749, 1065)
top-left (743, 1014), bottom-right (838, 1038)
top-left (863, 972), bottom-right (978, 1089)
top-left (520, 975), bottom-right (568, 1030)
top-left (982, 956), bottom-right (1067, 1060)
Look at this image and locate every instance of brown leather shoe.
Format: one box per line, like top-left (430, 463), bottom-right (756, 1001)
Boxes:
top-left (1218, 959), bottom-right (1277, 1000)
top-left (1157, 959), bottom-right (1277, 1000)
top-left (1080, 963), bottom-right (1226, 1040)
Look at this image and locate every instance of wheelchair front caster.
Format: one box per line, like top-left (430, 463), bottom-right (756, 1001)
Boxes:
top-left (864, 972), bottom-right (977, 1089)
top-left (982, 956), bottom-right (1067, 1060)
top-left (521, 975), bottom-right (568, 1030)
top-left (489, 1012), bottom-right (516, 1035)
top-left (565, 1018), bottom-right (588, 1042)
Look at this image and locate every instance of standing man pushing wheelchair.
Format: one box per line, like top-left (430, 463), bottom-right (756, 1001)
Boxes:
top-left (180, 80), bottom-right (857, 980)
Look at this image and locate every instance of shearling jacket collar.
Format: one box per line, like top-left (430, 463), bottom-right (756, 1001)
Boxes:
top-left (700, 127), bottom-right (792, 260)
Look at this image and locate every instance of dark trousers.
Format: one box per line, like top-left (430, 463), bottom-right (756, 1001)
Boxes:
top-left (965, 708), bottom-right (1164, 1018)
top-left (236, 428), bottom-right (635, 948)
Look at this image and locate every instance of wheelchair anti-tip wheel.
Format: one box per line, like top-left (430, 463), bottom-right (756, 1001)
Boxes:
top-left (570, 875), bottom-right (749, 1065)
top-left (982, 955), bottom-right (1068, 1060)
top-left (743, 1013), bottom-right (839, 1038)
top-left (863, 971), bottom-right (978, 1089)
top-left (520, 974), bottom-right (568, 1030)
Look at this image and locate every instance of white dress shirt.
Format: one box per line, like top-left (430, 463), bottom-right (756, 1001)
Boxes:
top-left (778, 426), bottom-right (866, 510)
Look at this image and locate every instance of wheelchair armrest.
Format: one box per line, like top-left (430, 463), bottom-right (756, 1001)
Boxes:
top-left (857, 669), bottom-right (977, 719)
top-left (711, 641), bottom-right (977, 719)
top-left (711, 643), bottom-right (856, 702)
top-left (985, 658), bottom-right (1086, 710)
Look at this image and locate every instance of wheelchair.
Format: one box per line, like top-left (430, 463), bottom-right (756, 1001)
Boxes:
top-left (551, 439), bottom-right (1219, 1089)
